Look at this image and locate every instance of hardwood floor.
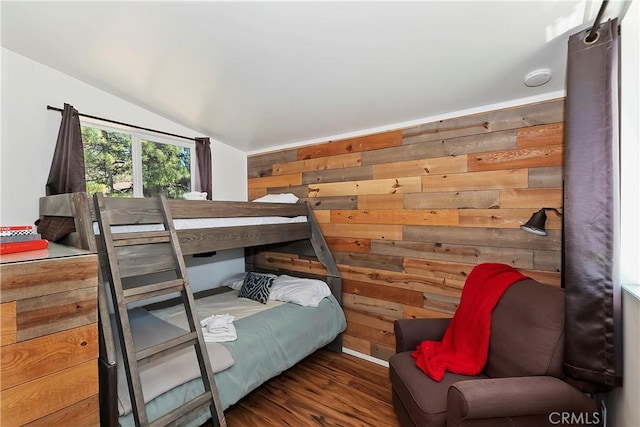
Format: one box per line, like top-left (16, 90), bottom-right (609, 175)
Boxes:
top-left (223, 350), bottom-right (400, 427)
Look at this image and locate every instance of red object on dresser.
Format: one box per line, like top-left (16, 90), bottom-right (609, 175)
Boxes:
top-left (411, 263), bottom-right (529, 381)
top-left (0, 239), bottom-right (49, 255)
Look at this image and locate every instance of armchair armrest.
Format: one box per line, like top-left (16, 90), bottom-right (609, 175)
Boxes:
top-left (447, 376), bottom-right (598, 426)
top-left (394, 317), bottom-right (451, 353)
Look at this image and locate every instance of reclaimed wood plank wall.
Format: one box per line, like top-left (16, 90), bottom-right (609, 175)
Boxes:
top-left (247, 98), bottom-right (565, 361)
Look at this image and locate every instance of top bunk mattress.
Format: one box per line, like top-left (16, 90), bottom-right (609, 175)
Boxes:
top-left (92, 215), bottom-right (307, 234)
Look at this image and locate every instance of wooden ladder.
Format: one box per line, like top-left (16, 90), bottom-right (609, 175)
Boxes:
top-left (93, 193), bottom-right (226, 427)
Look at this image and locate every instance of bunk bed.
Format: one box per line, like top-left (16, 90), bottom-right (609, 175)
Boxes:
top-left (38, 192), bottom-right (345, 426)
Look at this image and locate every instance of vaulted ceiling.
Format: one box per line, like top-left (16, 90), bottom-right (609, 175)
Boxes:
top-left (1, 1), bottom-right (626, 153)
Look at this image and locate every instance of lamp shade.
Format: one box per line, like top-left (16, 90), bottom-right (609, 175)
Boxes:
top-left (520, 209), bottom-right (548, 236)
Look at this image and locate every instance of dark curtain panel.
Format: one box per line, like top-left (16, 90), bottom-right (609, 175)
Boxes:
top-left (37, 103), bottom-right (86, 241)
top-left (45, 103), bottom-right (86, 195)
top-left (195, 137), bottom-right (212, 200)
top-left (563, 19), bottom-right (622, 391)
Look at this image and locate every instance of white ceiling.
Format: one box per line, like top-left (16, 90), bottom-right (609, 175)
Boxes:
top-left (0, 1), bottom-right (626, 153)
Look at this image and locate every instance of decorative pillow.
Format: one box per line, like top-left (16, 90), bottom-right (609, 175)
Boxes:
top-left (269, 275), bottom-right (332, 307)
top-left (238, 272), bottom-right (276, 304)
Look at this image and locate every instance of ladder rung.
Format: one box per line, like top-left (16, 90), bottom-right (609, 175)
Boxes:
top-left (122, 279), bottom-right (184, 304)
top-left (137, 331), bottom-right (199, 365)
top-left (111, 230), bottom-right (171, 247)
top-left (148, 391), bottom-right (213, 427)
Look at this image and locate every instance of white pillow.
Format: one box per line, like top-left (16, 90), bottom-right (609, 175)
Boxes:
top-left (221, 272), bottom-right (248, 290)
top-left (252, 193), bottom-right (299, 204)
top-left (269, 275), bottom-right (332, 307)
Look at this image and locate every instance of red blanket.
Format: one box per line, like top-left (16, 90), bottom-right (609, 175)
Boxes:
top-left (411, 263), bottom-right (528, 381)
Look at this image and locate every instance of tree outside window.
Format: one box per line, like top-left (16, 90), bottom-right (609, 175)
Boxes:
top-left (81, 125), bottom-right (192, 198)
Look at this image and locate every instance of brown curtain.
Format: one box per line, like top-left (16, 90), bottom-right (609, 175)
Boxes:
top-left (563, 18), bottom-right (622, 391)
top-left (46, 103), bottom-right (86, 195)
top-left (195, 137), bottom-right (212, 200)
top-left (37, 103), bottom-right (86, 241)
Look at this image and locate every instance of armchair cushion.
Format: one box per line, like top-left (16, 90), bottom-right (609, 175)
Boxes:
top-left (389, 351), bottom-right (487, 427)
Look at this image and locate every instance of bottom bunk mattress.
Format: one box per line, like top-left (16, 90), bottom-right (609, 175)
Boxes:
top-left (118, 287), bottom-right (346, 426)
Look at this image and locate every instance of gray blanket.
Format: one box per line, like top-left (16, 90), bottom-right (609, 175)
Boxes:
top-left (115, 308), bottom-right (234, 416)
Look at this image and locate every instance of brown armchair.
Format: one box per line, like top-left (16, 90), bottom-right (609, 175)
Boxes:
top-left (389, 279), bottom-right (598, 427)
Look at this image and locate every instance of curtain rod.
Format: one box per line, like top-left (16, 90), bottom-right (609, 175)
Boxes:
top-left (586, 0), bottom-right (609, 42)
top-left (46, 105), bottom-right (198, 142)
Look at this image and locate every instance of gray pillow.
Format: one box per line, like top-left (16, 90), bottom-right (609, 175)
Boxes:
top-left (239, 272), bottom-right (276, 304)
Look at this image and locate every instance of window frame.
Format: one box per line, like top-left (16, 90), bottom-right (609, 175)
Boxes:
top-left (80, 117), bottom-right (196, 198)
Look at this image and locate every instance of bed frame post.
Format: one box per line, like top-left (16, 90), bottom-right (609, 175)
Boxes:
top-left (305, 202), bottom-right (343, 352)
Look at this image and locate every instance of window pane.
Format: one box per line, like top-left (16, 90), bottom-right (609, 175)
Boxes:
top-left (82, 127), bottom-right (133, 197)
top-left (141, 140), bottom-right (191, 199)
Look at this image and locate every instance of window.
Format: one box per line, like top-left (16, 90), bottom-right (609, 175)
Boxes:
top-left (81, 122), bottom-right (194, 199)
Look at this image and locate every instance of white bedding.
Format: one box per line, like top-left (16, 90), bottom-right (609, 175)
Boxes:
top-left (93, 215), bottom-right (307, 234)
top-left (151, 288), bottom-right (285, 329)
top-left (117, 290), bottom-right (285, 416)
top-left (115, 308), bottom-right (236, 417)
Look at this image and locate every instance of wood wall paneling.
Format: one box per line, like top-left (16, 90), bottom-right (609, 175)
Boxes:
top-left (404, 190), bottom-right (500, 209)
top-left (533, 249), bottom-right (562, 272)
top-left (401, 99), bottom-right (564, 145)
top-left (267, 184), bottom-right (309, 198)
top-left (325, 237), bottom-right (372, 253)
top-left (333, 251), bottom-right (405, 272)
top-left (302, 165), bottom-right (373, 185)
top-left (343, 279), bottom-right (424, 307)
top-left (467, 145), bottom-right (563, 172)
top-left (528, 166), bottom-right (563, 188)
top-left (319, 223), bottom-right (403, 241)
top-left (343, 308), bottom-right (396, 348)
top-left (357, 194), bottom-right (404, 210)
top-left (247, 98), bottom-right (565, 361)
top-left (402, 304), bottom-right (452, 320)
top-left (248, 188), bottom-right (267, 200)
top-left (364, 130), bottom-right (517, 165)
top-left (340, 264), bottom-right (463, 298)
top-left (516, 123), bottom-right (564, 148)
top-left (458, 208), bottom-right (561, 229)
top-left (371, 239), bottom-right (534, 269)
top-left (330, 209), bottom-right (459, 227)
top-left (299, 196), bottom-right (358, 210)
top-left (247, 149), bottom-right (297, 178)
top-left (297, 130), bottom-right (402, 160)
top-left (403, 225), bottom-right (561, 251)
top-left (248, 172), bottom-right (302, 190)
top-left (276, 153), bottom-right (363, 176)
top-left (372, 155), bottom-right (468, 179)
top-left (310, 177), bottom-right (421, 198)
top-left (422, 169), bottom-right (528, 192)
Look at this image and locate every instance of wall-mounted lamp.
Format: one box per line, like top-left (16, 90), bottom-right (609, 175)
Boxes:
top-left (520, 207), bottom-right (563, 236)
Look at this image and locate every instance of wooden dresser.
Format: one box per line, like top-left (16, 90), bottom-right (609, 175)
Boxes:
top-left (1, 243), bottom-right (100, 426)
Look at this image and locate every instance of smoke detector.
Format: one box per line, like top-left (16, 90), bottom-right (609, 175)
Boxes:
top-left (524, 68), bottom-right (552, 87)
